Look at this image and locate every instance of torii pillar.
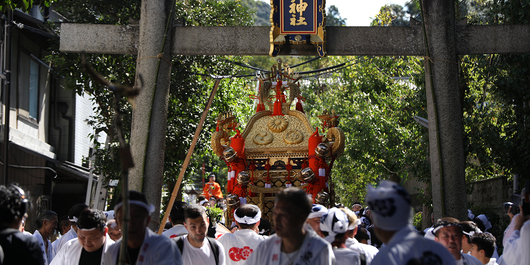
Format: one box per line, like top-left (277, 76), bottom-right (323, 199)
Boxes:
top-left (423, 0), bottom-right (467, 221)
top-left (130, 0), bottom-right (173, 229)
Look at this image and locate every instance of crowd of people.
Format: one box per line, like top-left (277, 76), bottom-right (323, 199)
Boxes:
top-left (0, 179), bottom-right (528, 265)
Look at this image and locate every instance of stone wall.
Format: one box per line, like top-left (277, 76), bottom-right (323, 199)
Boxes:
top-left (467, 176), bottom-right (512, 216)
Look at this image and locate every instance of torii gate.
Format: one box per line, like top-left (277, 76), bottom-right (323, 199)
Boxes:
top-left (60, 0), bottom-right (530, 226)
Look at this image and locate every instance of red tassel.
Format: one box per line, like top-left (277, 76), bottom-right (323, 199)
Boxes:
top-left (264, 159), bottom-right (272, 184)
top-left (285, 158), bottom-right (293, 185)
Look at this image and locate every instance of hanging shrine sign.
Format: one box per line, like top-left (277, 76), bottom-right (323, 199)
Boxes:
top-left (270, 0), bottom-right (326, 57)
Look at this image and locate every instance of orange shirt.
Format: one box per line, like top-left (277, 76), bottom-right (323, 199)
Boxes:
top-left (202, 181), bottom-right (223, 200)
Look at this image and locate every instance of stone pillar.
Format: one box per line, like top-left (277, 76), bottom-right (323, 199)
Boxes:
top-left (130, 0), bottom-right (173, 229)
top-left (423, 0), bottom-right (467, 221)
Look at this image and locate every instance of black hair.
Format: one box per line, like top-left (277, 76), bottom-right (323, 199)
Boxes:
top-left (197, 195), bottom-right (206, 203)
top-left (0, 184), bottom-right (29, 225)
top-left (58, 215), bottom-right (71, 232)
top-left (35, 210), bottom-right (57, 229)
top-left (235, 204), bottom-right (260, 229)
top-left (275, 187), bottom-right (312, 221)
top-left (169, 201), bottom-right (188, 225)
top-left (354, 227), bottom-right (370, 242)
top-left (470, 233), bottom-right (496, 258)
top-left (258, 218), bottom-right (271, 236)
top-left (184, 205), bottom-right (206, 221)
top-left (77, 209), bottom-right (107, 233)
top-left (473, 217), bottom-right (487, 232)
top-left (460, 221), bottom-right (480, 242)
top-left (68, 203), bottom-right (89, 221)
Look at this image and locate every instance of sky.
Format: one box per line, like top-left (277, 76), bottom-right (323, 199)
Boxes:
top-left (259, 0), bottom-right (410, 26)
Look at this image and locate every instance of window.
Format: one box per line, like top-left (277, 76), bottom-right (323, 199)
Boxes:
top-left (18, 51), bottom-right (40, 120)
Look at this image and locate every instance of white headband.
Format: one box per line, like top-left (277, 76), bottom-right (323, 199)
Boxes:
top-left (320, 208), bottom-right (349, 243)
top-left (199, 199), bottom-right (209, 206)
top-left (69, 216), bottom-right (78, 222)
top-left (308, 204), bottom-right (327, 219)
top-left (432, 221), bottom-right (460, 236)
top-left (352, 204), bottom-right (362, 208)
top-left (114, 200), bottom-right (155, 214)
top-left (77, 227), bottom-right (97, 231)
top-left (463, 230), bottom-right (476, 237)
top-left (234, 208), bottom-right (261, 225)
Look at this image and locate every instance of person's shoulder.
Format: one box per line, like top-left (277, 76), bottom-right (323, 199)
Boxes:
top-left (256, 233), bottom-right (280, 247)
top-left (64, 237), bottom-right (79, 247)
top-left (2, 229), bottom-right (36, 244)
top-left (462, 253), bottom-right (483, 265)
top-left (521, 219), bottom-right (530, 231)
top-left (106, 238), bottom-right (121, 252)
top-left (162, 225), bottom-right (188, 238)
top-left (211, 237), bottom-right (225, 250)
top-left (151, 231), bottom-right (178, 245)
top-left (334, 247), bottom-right (359, 255)
top-left (306, 230), bottom-right (330, 245)
top-left (217, 232), bottom-right (235, 242)
top-left (357, 242), bottom-right (379, 253)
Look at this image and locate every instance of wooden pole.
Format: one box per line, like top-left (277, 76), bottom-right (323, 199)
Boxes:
top-left (157, 78), bottom-right (222, 234)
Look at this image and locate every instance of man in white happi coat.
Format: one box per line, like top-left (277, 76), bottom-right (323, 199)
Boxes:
top-left (162, 201), bottom-right (189, 239)
top-left (247, 187), bottom-right (336, 265)
top-left (51, 209), bottom-right (114, 265)
top-left (433, 217), bottom-right (483, 265)
top-left (340, 207), bottom-right (378, 264)
top-left (104, 190), bottom-right (183, 265)
top-left (320, 207), bottom-right (360, 265)
top-left (218, 204), bottom-right (266, 265)
top-left (53, 203), bottom-right (88, 255)
top-left (366, 180), bottom-right (456, 265)
top-left (34, 210), bottom-right (58, 264)
top-left (502, 189), bottom-right (530, 265)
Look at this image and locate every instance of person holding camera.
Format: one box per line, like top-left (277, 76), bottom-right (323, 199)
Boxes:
top-left (501, 185), bottom-right (530, 265)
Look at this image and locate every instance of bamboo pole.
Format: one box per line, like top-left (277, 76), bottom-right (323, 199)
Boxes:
top-left (158, 78), bottom-right (222, 234)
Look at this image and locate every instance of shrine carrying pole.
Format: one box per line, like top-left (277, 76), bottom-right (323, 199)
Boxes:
top-left (157, 78), bottom-right (221, 235)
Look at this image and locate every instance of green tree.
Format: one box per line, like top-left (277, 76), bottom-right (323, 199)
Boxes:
top-left (47, 0), bottom-right (255, 206)
top-left (327, 5), bottom-right (346, 26)
top-left (1, 0), bottom-right (51, 12)
top-left (240, 0), bottom-right (271, 26)
top-left (458, 0), bottom-right (530, 183)
top-left (300, 55), bottom-right (428, 204)
top-left (371, 4), bottom-right (408, 26)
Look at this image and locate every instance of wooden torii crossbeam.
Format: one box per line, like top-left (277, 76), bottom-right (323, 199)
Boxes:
top-left (59, 0), bottom-right (530, 226)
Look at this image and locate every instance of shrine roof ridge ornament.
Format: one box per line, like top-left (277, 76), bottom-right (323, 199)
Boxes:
top-left (60, 24), bottom-right (530, 56)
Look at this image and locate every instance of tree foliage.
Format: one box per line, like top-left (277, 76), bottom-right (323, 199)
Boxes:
top-left (47, 0), bottom-right (255, 204)
top-left (0, 0), bottom-right (51, 12)
top-left (459, 0), bottom-right (530, 183)
top-left (239, 0), bottom-right (271, 26)
top-left (371, 4), bottom-right (409, 26)
top-left (298, 55), bottom-right (428, 204)
top-left (326, 5), bottom-right (346, 26)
